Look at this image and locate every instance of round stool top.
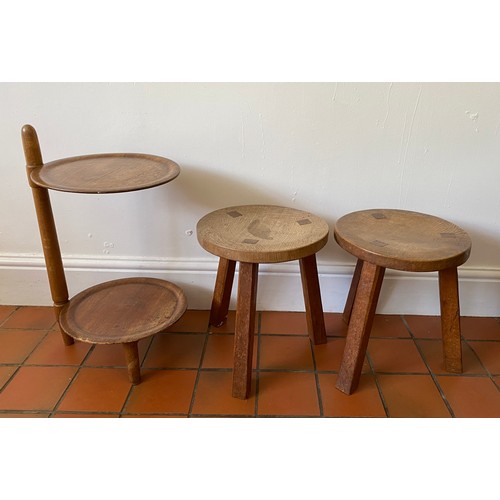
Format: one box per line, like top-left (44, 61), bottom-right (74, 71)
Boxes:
top-left (30, 153), bottom-right (180, 194)
top-left (60, 277), bottom-right (187, 344)
top-left (334, 209), bottom-right (471, 272)
top-left (197, 204), bottom-right (329, 263)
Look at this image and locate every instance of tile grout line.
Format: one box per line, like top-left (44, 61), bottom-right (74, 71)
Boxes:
top-left (21, 328), bottom-right (52, 363)
top-left (0, 306), bottom-right (20, 329)
top-left (49, 342), bottom-right (98, 417)
top-left (0, 365), bottom-right (22, 395)
top-left (309, 337), bottom-right (324, 417)
top-left (50, 410), bottom-right (122, 417)
top-left (254, 414), bottom-right (325, 419)
top-left (459, 338), bottom-right (500, 343)
top-left (463, 338), bottom-right (500, 386)
top-left (189, 414), bottom-right (254, 419)
top-left (0, 326), bottom-right (52, 396)
top-left (401, 315), bottom-right (456, 417)
top-left (365, 351), bottom-right (390, 418)
top-left (49, 370), bottom-right (82, 416)
top-left (186, 321), bottom-right (212, 417)
top-left (0, 410), bottom-right (52, 416)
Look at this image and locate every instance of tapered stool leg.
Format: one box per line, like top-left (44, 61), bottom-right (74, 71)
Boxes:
top-left (336, 261), bottom-right (385, 394)
top-left (123, 341), bottom-right (141, 384)
top-left (439, 267), bottom-right (463, 373)
top-left (343, 258), bottom-right (363, 325)
top-left (299, 254), bottom-right (327, 345)
top-left (232, 262), bottom-right (258, 399)
top-left (210, 258), bottom-right (236, 327)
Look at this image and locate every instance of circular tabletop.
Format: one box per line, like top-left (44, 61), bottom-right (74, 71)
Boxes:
top-left (334, 209), bottom-right (471, 272)
top-left (197, 204), bottom-right (329, 263)
top-left (59, 277), bottom-right (187, 344)
top-left (30, 153), bottom-right (180, 194)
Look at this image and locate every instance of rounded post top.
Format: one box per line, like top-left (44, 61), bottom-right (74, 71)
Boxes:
top-left (21, 124), bottom-right (43, 167)
top-left (22, 123), bottom-right (36, 136)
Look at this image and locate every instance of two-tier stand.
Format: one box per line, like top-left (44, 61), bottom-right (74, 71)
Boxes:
top-left (22, 125), bottom-right (187, 384)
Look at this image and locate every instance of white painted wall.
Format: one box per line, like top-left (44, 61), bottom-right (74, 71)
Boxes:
top-left (1, 83), bottom-right (500, 315)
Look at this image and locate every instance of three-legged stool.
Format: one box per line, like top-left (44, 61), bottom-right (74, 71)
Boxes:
top-left (197, 204), bottom-right (329, 399)
top-left (334, 209), bottom-right (472, 394)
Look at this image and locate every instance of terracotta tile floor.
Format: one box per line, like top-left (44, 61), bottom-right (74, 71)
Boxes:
top-left (0, 305), bottom-right (499, 418)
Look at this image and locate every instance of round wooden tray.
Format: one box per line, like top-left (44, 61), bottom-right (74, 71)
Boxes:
top-left (30, 153), bottom-right (180, 194)
top-left (59, 277), bottom-right (187, 344)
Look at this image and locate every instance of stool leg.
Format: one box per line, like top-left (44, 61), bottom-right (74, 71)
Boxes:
top-left (299, 254), bottom-right (327, 345)
top-left (438, 267), bottom-right (463, 373)
top-left (232, 262), bottom-right (258, 399)
top-left (343, 258), bottom-right (363, 325)
top-left (210, 258), bottom-right (236, 327)
top-left (123, 341), bottom-right (141, 384)
top-left (336, 261), bottom-right (385, 394)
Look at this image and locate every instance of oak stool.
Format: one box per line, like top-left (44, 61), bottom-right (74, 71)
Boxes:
top-left (197, 205), bottom-right (329, 399)
top-left (334, 209), bottom-right (472, 394)
top-left (22, 124), bottom-right (187, 384)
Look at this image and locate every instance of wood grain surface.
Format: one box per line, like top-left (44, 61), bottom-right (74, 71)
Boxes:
top-left (334, 209), bottom-right (471, 272)
top-left (197, 205), bottom-right (329, 263)
top-left (30, 153), bottom-right (180, 194)
top-left (59, 278), bottom-right (187, 344)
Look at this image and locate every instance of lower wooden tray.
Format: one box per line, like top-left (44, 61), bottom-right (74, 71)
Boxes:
top-left (59, 277), bottom-right (187, 344)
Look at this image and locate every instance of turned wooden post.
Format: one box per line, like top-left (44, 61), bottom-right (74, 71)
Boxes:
top-left (123, 341), bottom-right (141, 384)
top-left (21, 125), bottom-right (73, 345)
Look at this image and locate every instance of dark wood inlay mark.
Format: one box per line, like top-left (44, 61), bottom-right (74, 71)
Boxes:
top-left (227, 210), bottom-right (243, 218)
top-left (243, 239), bottom-right (259, 245)
top-left (371, 213), bottom-right (387, 220)
top-left (297, 218), bottom-right (312, 225)
top-left (371, 240), bottom-right (388, 247)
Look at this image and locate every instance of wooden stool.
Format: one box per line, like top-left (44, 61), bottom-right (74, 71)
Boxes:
top-left (197, 204), bottom-right (329, 399)
top-left (334, 209), bottom-right (472, 394)
top-left (22, 124), bottom-right (187, 384)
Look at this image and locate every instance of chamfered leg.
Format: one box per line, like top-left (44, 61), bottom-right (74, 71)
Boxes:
top-left (210, 257), bottom-right (236, 327)
top-left (336, 261), bottom-right (385, 394)
top-left (343, 258), bottom-right (363, 325)
top-left (299, 254), bottom-right (327, 345)
top-left (232, 262), bottom-right (258, 399)
top-left (438, 267), bottom-right (463, 373)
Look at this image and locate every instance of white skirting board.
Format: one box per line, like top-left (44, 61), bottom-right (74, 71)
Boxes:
top-left (0, 254), bottom-right (499, 317)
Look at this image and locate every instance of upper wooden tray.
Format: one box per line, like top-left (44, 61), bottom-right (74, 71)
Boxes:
top-left (30, 153), bottom-right (180, 193)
